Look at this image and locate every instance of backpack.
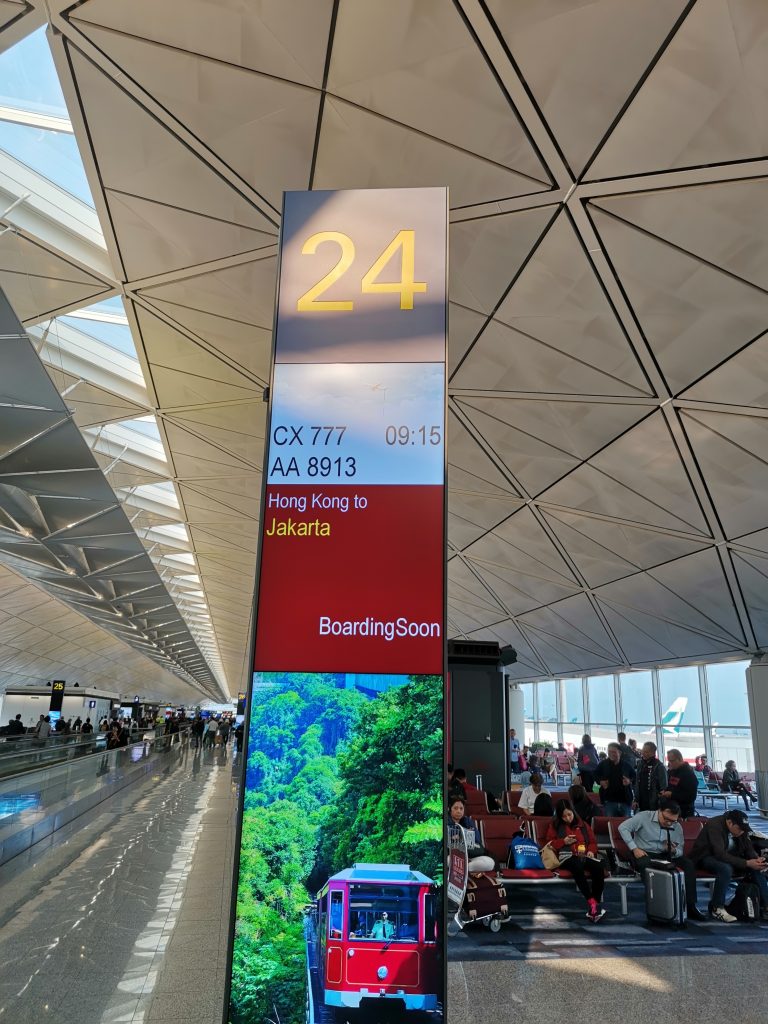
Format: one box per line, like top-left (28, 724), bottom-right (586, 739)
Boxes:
top-left (727, 880), bottom-right (761, 923)
top-left (507, 834), bottom-right (545, 871)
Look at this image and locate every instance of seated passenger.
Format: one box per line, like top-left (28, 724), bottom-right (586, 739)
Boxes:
top-left (533, 791), bottom-right (554, 817)
top-left (370, 912), bottom-right (395, 939)
top-left (451, 767), bottom-right (500, 810)
top-left (568, 783), bottom-right (595, 824)
top-left (545, 799), bottom-right (605, 922)
top-left (689, 809), bottom-right (768, 923)
top-left (447, 797), bottom-right (495, 873)
top-left (519, 773), bottom-right (551, 816)
top-left (721, 760), bottom-right (757, 814)
top-left (617, 798), bottom-right (706, 920)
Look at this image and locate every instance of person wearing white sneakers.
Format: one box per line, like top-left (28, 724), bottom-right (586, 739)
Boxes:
top-left (690, 809), bottom-right (768, 923)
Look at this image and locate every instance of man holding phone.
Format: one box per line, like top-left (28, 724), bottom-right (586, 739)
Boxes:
top-left (689, 809), bottom-right (768, 922)
top-left (618, 798), bottom-right (707, 920)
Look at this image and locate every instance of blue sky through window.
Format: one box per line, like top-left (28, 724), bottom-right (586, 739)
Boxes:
top-left (0, 28), bottom-right (94, 206)
top-left (0, 27), bottom-right (68, 117)
top-left (61, 312), bottom-right (137, 357)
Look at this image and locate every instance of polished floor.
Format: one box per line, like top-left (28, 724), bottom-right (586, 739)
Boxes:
top-left (0, 740), bottom-right (238, 1023)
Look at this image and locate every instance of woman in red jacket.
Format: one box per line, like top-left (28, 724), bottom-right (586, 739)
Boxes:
top-left (545, 799), bottom-right (606, 922)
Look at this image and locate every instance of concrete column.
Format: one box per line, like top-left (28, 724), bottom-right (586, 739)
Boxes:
top-left (507, 682), bottom-right (525, 742)
top-left (745, 659), bottom-right (768, 809)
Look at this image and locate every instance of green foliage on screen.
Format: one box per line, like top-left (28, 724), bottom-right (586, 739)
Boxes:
top-left (229, 673), bottom-right (442, 1024)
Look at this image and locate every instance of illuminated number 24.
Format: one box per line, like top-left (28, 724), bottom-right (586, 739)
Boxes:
top-left (296, 229), bottom-right (427, 312)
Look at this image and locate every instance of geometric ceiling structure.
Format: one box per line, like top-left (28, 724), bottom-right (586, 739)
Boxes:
top-left (1, 0), bottom-right (768, 691)
top-left (0, 285), bottom-right (223, 701)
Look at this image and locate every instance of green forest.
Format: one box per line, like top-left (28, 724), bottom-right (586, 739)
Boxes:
top-left (229, 673), bottom-right (442, 1024)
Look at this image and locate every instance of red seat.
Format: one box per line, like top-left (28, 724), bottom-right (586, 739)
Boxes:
top-left (587, 792), bottom-right (601, 805)
top-left (506, 790), bottom-right (522, 811)
top-left (682, 818), bottom-right (705, 857)
top-left (607, 817), bottom-right (634, 865)
top-left (529, 816), bottom-right (555, 845)
top-left (498, 868), bottom-right (554, 879)
top-left (464, 791), bottom-right (490, 818)
top-left (479, 816), bottom-right (526, 868)
top-left (591, 815), bottom-right (612, 844)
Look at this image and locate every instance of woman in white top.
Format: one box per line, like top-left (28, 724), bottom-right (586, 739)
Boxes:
top-left (518, 772), bottom-right (552, 815)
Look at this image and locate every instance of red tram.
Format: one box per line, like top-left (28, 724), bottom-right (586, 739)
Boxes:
top-left (313, 863), bottom-right (441, 1016)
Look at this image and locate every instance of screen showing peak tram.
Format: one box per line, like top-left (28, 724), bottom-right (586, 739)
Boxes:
top-left (226, 189), bottom-right (446, 1024)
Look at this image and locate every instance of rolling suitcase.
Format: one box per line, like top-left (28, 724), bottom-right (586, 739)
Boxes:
top-left (644, 860), bottom-right (687, 926)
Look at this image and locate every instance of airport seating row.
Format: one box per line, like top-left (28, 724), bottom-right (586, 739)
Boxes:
top-left (474, 813), bottom-right (716, 916)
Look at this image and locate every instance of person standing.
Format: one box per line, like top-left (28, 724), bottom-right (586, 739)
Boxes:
top-left (191, 715), bottom-right (204, 749)
top-left (594, 742), bottom-right (636, 817)
top-left (6, 714), bottom-right (25, 738)
top-left (204, 717), bottom-right (218, 749)
top-left (508, 728), bottom-right (521, 775)
top-left (617, 732), bottom-right (634, 763)
top-left (576, 734), bottom-right (600, 793)
top-left (36, 715), bottom-right (51, 743)
top-left (81, 718), bottom-right (93, 734)
top-left (662, 749), bottom-right (698, 819)
top-left (635, 741), bottom-right (667, 812)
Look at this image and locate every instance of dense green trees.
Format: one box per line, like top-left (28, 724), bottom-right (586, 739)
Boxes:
top-left (230, 673), bottom-right (442, 1024)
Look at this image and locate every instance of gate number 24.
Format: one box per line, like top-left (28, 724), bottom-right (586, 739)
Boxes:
top-left (296, 230), bottom-right (426, 312)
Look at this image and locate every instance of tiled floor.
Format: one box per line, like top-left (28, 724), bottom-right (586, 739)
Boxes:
top-left (0, 740), bottom-right (239, 1023)
top-left (449, 804), bottom-right (768, 1023)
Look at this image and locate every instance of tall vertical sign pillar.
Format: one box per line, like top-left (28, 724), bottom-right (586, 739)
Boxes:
top-left (226, 188), bottom-right (447, 1024)
top-left (255, 189), bottom-right (447, 673)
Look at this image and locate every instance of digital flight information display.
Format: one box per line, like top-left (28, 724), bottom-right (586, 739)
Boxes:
top-left (253, 189), bottom-right (447, 676)
top-left (226, 188), bottom-right (447, 1024)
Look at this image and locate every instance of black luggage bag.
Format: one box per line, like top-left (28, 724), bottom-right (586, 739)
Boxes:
top-left (727, 880), bottom-right (760, 923)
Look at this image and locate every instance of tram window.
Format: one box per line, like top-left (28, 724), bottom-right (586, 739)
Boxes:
top-left (424, 893), bottom-right (438, 944)
top-left (348, 884), bottom-right (419, 940)
top-left (329, 891), bottom-right (343, 938)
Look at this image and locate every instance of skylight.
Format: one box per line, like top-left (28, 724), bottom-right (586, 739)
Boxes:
top-left (0, 28), bottom-right (94, 207)
top-left (0, 27), bottom-right (68, 118)
top-left (122, 416), bottom-right (162, 441)
top-left (61, 298), bottom-right (138, 358)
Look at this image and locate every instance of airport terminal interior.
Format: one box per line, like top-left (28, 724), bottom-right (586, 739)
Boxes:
top-left (1, 1), bottom-right (768, 1021)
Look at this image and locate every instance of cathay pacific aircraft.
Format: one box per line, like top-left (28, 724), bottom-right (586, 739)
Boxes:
top-left (660, 696), bottom-right (688, 734)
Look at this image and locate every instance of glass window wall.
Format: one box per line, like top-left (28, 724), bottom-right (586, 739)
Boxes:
top-left (711, 727), bottom-right (754, 774)
top-left (520, 659), bottom-right (755, 779)
top-left (560, 678), bottom-right (584, 725)
top-left (586, 675), bottom-right (615, 725)
top-left (537, 680), bottom-right (557, 724)
top-left (705, 661), bottom-right (750, 726)
top-left (619, 671), bottom-right (654, 725)
top-left (658, 666), bottom-right (703, 725)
